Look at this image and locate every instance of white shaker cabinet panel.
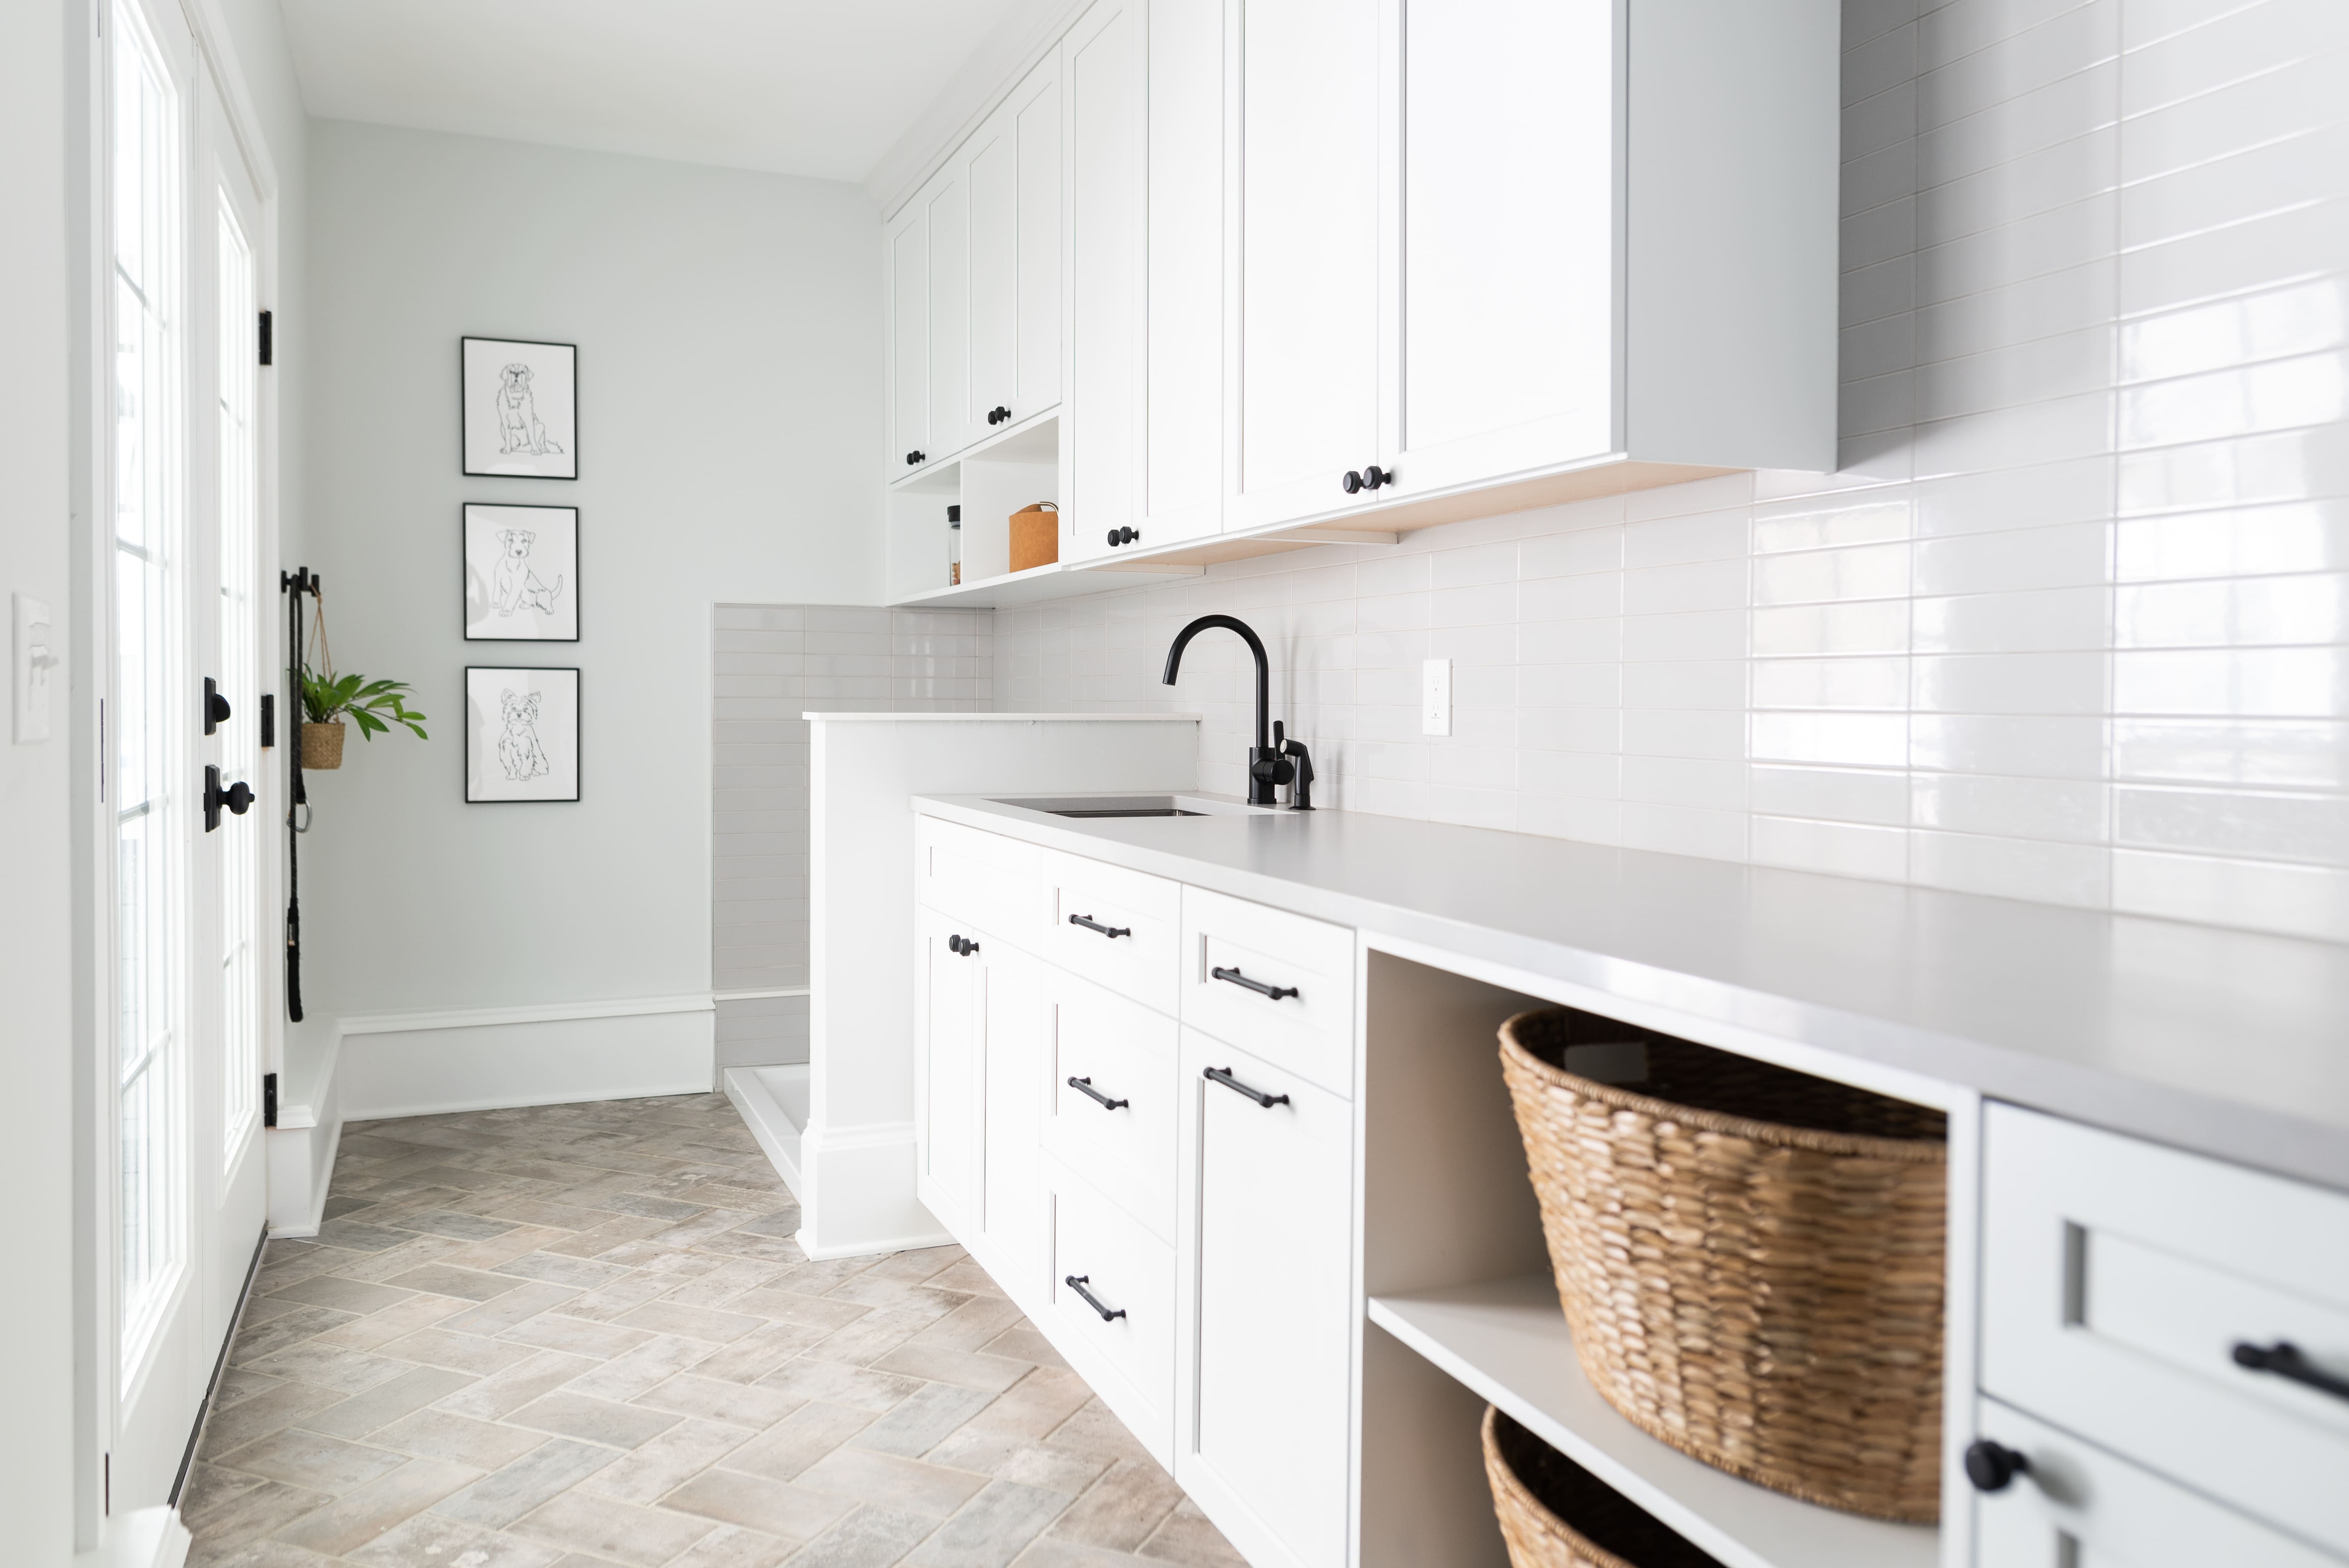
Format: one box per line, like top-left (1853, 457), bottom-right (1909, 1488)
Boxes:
top-left (977, 939), bottom-right (1046, 1306)
top-left (1176, 1031), bottom-right (1353, 1568)
top-left (915, 906), bottom-right (980, 1237)
top-left (924, 164), bottom-right (974, 466)
top-left (1971, 1398), bottom-right (2338, 1568)
top-left (969, 55), bottom-right (1063, 435)
top-left (886, 201), bottom-right (930, 473)
top-left (1062, 0), bottom-right (1148, 566)
top-left (1143, 0), bottom-right (1226, 547)
top-left (1391, 0), bottom-right (1615, 492)
top-left (1225, 0), bottom-right (1382, 534)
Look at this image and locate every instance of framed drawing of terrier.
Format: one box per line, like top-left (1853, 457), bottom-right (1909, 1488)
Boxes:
top-left (462, 337), bottom-right (577, 479)
top-left (466, 666), bottom-right (581, 803)
top-left (463, 504), bottom-right (579, 642)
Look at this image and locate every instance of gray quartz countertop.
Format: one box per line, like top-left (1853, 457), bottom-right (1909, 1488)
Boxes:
top-left (916, 793), bottom-right (2349, 1190)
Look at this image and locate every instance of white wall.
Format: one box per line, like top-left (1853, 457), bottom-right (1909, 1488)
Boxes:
top-left (998, 0), bottom-right (2349, 947)
top-left (290, 122), bottom-right (881, 1109)
top-left (2, 0), bottom-right (81, 1556)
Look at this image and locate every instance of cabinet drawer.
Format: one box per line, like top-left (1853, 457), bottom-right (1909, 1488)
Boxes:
top-left (1038, 848), bottom-right (1181, 1014)
top-left (1971, 1397), bottom-right (2336, 1567)
top-left (1981, 1104), bottom-right (2349, 1554)
top-left (1046, 1161), bottom-right (1173, 1466)
top-left (917, 816), bottom-right (1041, 944)
top-left (1041, 968), bottom-right (1177, 1240)
top-left (1178, 887), bottom-right (1355, 1099)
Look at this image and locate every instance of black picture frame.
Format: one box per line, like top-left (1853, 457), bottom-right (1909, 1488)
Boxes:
top-left (463, 503), bottom-right (580, 642)
top-left (464, 665), bottom-right (582, 803)
top-left (461, 337), bottom-right (579, 480)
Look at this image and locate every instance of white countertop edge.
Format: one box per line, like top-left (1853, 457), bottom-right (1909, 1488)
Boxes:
top-left (803, 711), bottom-right (1202, 722)
top-left (912, 793), bottom-right (2349, 1192)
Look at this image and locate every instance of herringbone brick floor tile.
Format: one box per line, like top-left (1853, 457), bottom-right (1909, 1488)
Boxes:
top-left (183, 1094), bottom-right (1244, 1568)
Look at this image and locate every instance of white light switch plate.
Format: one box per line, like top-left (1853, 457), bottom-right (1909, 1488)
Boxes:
top-left (15, 593), bottom-right (56, 744)
top-left (1422, 657), bottom-right (1451, 737)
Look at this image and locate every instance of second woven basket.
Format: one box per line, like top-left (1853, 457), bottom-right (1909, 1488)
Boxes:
top-left (1498, 1008), bottom-right (1948, 1523)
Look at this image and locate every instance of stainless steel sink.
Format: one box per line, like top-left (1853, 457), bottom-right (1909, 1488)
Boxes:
top-left (990, 793), bottom-right (1268, 818)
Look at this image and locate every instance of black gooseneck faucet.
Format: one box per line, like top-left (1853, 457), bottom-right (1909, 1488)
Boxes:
top-left (1161, 614), bottom-right (1314, 810)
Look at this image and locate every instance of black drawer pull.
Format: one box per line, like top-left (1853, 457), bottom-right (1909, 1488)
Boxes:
top-left (1963, 1439), bottom-right (2029, 1493)
top-left (947, 934), bottom-right (978, 956)
top-left (2233, 1341), bottom-right (2349, 1404)
top-left (1205, 1066), bottom-right (1289, 1108)
top-left (1070, 913), bottom-right (1131, 939)
top-left (1065, 1274), bottom-right (1125, 1322)
top-left (1067, 1075), bottom-right (1128, 1111)
top-left (1211, 965), bottom-right (1297, 1002)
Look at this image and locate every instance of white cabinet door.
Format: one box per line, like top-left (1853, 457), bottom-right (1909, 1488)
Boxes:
top-left (1226, 0), bottom-right (1382, 534)
top-left (969, 54), bottom-right (1063, 434)
top-left (925, 161), bottom-right (974, 464)
top-left (977, 939), bottom-right (1045, 1305)
top-left (1062, 0), bottom-right (1147, 565)
top-left (1176, 1031), bottom-right (1353, 1568)
top-left (1142, 0), bottom-right (1225, 547)
top-left (1390, 0), bottom-right (1616, 493)
top-left (916, 907), bottom-right (979, 1236)
top-left (887, 199), bottom-right (930, 473)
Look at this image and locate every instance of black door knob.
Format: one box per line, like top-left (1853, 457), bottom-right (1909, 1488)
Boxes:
top-left (1106, 526), bottom-right (1140, 547)
top-left (202, 763), bottom-right (254, 833)
top-left (204, 676), bottom-right (232, 734)
top-left (1342, 470), bottom-right (1362, 494)
top-left (1963, 1440), bottom-right (2029, 1493)
top-left (1363, 465), bottom-right (1391, 489)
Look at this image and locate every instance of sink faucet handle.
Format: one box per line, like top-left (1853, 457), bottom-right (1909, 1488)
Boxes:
top-left (1281, 735), bottom-right (1316, 811)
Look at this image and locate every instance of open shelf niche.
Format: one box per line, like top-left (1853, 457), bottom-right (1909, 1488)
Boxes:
top-left (1356, 952), bottom-right (1942, 1568)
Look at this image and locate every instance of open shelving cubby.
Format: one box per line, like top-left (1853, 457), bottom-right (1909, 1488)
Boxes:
top-left (1357, 951), bottom-right (1944, 1568)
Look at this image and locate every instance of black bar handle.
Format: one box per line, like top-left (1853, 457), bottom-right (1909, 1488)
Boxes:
top-left (2234, 1341), bottom-right (2349, 1404)
top-left (1065, 1274), bottom-right (1126, 1322)
top-left (1206, 1066), bottom-right (1289, 1108)
top-left (1067, 1075), bottom-right (1129, 1111)
top-left (1069, 913), bottom-right (1131, 940)
top-left (1211, 964), bottom-right (1297, 1001)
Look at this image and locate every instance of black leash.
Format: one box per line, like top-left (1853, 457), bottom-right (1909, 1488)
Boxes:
top-left (279, 568), bottom-right (317, 1022)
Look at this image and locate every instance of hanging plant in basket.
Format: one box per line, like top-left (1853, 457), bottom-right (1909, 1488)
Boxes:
top-left (297, 588), bottom-right (427, 770)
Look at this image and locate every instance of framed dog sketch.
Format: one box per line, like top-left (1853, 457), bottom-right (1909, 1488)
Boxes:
top-left (463, 504), bottom-right (579, 641)
top-left (462, 337), bottom-right (577, 479)
top-left (466, 666), bottom-right (580, 803)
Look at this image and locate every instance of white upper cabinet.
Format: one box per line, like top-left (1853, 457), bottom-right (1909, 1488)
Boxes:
top-left (886, 201), bottom-right (930, 473)
top-left (1390, 0), bottom-right (1615, 495)
top-left (1224, 0), bottom-right (1383, 535)
top-left (969, 55), bottom-right (1063, 436)
top-left (1142, 0), bottom-right (1226, 548)
top-left (1062, 0), bottom-right (1147, 565)
top-left (925, 164), bottom-right (974, 468)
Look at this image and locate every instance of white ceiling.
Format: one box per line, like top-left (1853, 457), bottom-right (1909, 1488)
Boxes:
top-left (277, 0), bottom-right (1037, 184)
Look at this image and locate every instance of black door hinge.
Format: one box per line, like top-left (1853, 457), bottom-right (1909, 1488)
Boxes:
top-left (262, 1072), bottom-right (278, 1128)
top-left (258, 310), bottom-right (274, 366)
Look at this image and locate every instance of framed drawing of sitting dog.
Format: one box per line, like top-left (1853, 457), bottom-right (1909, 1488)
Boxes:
top-left (466, 666), bottom-right (581, 803)
top-left (463, 336), bottom-right (577, 479)
top-left (464, 503), bottom-right (579, 641)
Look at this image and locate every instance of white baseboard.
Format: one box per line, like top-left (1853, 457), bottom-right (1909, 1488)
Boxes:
top-left (796, 1118), bottom-right (951, 1261)
top-left (74, 1505), bottom-right (189, 1568)
top-left (724, 1065), bottom-right (807, 1201)
top-left (337, 996), bottom-right (715, 1122)
top-left (265, 1115), bottom-right (342, 1239)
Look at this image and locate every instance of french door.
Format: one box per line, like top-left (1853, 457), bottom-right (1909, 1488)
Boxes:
top-left (103, 0), bottom-right (273, 1515)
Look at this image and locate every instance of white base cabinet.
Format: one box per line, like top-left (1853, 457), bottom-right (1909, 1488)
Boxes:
top-left (1176, 1032), bottom-right (1355, 1568)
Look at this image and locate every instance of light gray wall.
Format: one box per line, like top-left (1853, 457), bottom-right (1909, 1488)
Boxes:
top-left (4, 0), bottom-right (81, 1555)
top-left (711, 604), bottom-right (992, 1067)
top-left (291, 121), bottom-right (881, 1102)
top-left (999, 0), bottom-right (2349, 948)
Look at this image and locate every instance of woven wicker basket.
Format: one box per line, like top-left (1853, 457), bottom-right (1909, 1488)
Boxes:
top-left (299, 719), bottom-right (345, 770)
top-left (1483, 1407), bottom-right (1723, 1568)
top-left (1498, 1008), bottom-right (1947, 1523)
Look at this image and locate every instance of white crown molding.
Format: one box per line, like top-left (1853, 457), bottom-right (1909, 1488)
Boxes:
top-left (861, 0), bottom-right (1094, 219)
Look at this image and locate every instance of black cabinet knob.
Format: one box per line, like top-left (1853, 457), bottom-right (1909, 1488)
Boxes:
top-left (947, 933), bottom-right (978, 956)
top-left (1363, 465), bottom-right (1391, 489)
top-left (1342, 470), bottom-right (1362, 494)
top-left (1963, 1440), bottom-right (2029, 1493)
top-left (1105, 526), bottom-right (1140, 547)
top-left (905, 450), bottom-right (926, 466)
top-left (988, 405), bottom-right (1012, 425)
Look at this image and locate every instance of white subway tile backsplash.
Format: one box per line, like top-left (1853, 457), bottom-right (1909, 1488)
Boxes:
top-left (968, 0), bottom-right (2349, 946)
